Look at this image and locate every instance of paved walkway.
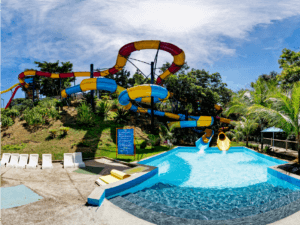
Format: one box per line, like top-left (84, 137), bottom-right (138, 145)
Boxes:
top-left (1, 158), bottom-right (150, 225)
top-left (1, 155), bottom-right (300, 225)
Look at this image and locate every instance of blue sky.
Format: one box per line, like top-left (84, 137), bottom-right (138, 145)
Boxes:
top-left (1, 0), bottom-right (300, 107)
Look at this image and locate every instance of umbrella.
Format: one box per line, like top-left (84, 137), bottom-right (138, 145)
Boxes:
top-left (261, 127), bottom-right (284, 148)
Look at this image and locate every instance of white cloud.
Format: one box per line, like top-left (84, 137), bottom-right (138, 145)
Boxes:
top-left (2, 0), bottom-right (300, 81)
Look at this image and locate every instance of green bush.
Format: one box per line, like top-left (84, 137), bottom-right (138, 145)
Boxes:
top-left (76, 102), bottom-right (95, 126)
top-left (11, 99), bottom-right (33, 112)
top-left (48, 107), bottom-right (60, 119)
top-left (22, 104), bottom-right (60, 126)
top-left (38, 97), bottom-right (58, 108)
top-left (96, 100), bottom-right (111, 119)
top-left (1, 115), bottom-right (14, 127)
top-left (264, 146), bottom-right (271, 152)
top-left (2, 143), bottom-right (27, 151)
top-left (140, 140), bottom-right (148, 149)
top-left (59, 126), bottom-right (70, 135)
top-left (114, 107), bottom-right (130, 124)
top-left (147, 134), bottom-right (161, 146)
top-left (5, 108), bottom-right (20, 118)
top-left (49, 129), bottom-right (57, 138)
top-left (23, 107), bottom-right (44, 126)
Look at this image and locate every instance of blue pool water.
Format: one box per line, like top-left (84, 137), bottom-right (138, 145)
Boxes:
top-left (109, 147), bottom-right (300, 221)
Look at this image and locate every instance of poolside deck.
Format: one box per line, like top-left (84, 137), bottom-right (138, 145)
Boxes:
top-left (1, 153), bottom-right (300, 225)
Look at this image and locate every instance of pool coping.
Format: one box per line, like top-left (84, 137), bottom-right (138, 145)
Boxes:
top-left (87, 146), bottom-right (300, 208)
top-left (87, 161), bottom-right (158, 206)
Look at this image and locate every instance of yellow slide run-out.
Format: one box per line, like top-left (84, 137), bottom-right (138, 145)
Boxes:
top-left (217, 132), bottom-right (231, 151)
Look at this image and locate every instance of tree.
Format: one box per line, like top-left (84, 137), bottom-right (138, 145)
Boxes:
top-left (23, 61), bottom-right (74, 97)
top-left (104, 69), bottom-right (132, 88)
top-left (160, 62), bottom-right (232, 116)
top-left (246, 81), bottom-right (300, 162)
top-left (277, 48), bottom-right (300, 90)
top-left (224, 77), bottom-right (276, 119)
top-left (131, 71), bottom-right (146, 86)
top-left (225, 124), bottom-right (245, 142)
top-left (231, 116), bottom-right (259, 147)
top-left (255, 71), bottom-right (278, 84)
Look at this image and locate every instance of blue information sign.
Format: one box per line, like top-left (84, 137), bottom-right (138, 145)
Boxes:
top-left (117, 128), bottom-right (135, 156)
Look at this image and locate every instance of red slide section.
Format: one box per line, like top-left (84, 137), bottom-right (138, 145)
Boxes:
top-left (5, 85), bottom-right (21, 109)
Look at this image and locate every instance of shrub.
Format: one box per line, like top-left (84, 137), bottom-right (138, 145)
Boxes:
top-left (264, 146), bottom-right (271, 152)
top-left (114, 107), bottom-right (130, 124)
top-left (146, 134), bottom-right (161, 147)
top-left (76, 102), bottom-right (95, 126)
top-left (49, 129), bottom-right (57, 138)
top-left (48, 107), bottom-right (60, 119)
top-left (59, 126), bottom-right (70, 135)
top-left (96, 100), bottom-right (111, 119)
top-left (1, 115), bottom-right (14, 127)
top-left (2, 143), bottom-right (27, 151)
top-left (38, 98), bottom-right (58, 108)
top-left (11, 99), bottom-right (33, 112)
top-left (5, 108), bottom-right (20, 118)
top-left (23, 107), bottom-right (44, 126)
top-left (140, 140), bottom-right (148, 149)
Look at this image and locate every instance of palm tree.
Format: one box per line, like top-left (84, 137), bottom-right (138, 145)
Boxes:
top-left (225, 125), bottom-right (245, 143)
top-left (246, 81), bottom-right (300, 162)
top-left (228, 116), bottom-right (259, 147)
top-left (224, 78), bottom-right (276, 117)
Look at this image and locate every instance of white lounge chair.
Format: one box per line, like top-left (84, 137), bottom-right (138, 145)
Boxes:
top-left (64, 153), bottom-right (75, 168)
top-left (26, 154), bottom-right (39, 169)
top-left (42, 154), bottom-right (53, 169)
top-left (73, 152), bottom-right (85, 168)
top-left (16, 154), bottom-right (29, 169)
top-left (1, 153), bottom-right (11, 167)
top-left (6, 153), bottom-right (20, 168)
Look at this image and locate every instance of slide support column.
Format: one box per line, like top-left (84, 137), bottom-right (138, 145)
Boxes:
top-left (261, 132), bottom-right (263, 151)
top-left (60, 78), bottom-right (61, 99)
top-left (151, 62), bottom-right (154, 134)
top-left (33, 76), bottom-right (35, 103)
top-left (90, 64), bottom-right (95, 112)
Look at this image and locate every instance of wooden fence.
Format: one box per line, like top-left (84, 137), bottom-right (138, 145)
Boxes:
top-left (262, 137), bottom-right (298, 151)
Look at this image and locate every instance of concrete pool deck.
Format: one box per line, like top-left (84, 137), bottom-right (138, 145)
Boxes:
top-left (1, 155), bottom-right (300, 224)
top-left (1, 157), bottom-right (154, 225)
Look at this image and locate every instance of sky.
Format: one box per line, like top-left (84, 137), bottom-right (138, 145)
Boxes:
top-left (1, 0), bottom-right (300, 108)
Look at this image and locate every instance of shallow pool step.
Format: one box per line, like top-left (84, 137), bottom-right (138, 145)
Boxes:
top-left (109, 195), bottom-right (300, 225)
top-left (122, 191), bottom-right (300, 220)
top-left (135, 182), bottom-right (296, 211)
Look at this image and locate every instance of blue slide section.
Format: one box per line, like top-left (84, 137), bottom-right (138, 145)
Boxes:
top-left (195, 130), bottom-right (214, 151)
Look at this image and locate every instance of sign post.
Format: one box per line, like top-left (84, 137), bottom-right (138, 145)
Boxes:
top-left (116, 127), bottom-right (135, 159)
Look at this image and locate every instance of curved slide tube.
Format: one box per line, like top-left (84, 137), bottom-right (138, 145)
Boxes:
top-left (196, 129), bottom-right (214, 151)
top-left (1, 83), bottom-right (20, 94)
top-left (217, 132), bottom-right (231, 151)
top-left (5, 40), bottom-right (233, 149)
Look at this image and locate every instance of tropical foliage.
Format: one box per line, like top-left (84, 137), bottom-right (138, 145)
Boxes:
top-left (23, 60), bottom-right (75, 97)
top-left (76, 101), bottom-right (96, 126)
top-left (277, 49), bottom-right (300, 90)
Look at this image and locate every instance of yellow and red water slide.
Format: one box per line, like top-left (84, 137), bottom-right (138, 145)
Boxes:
top-left (5, 40), bottom-right (232, 149)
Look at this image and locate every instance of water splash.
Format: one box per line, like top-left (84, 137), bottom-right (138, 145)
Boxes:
top-left (222, 150), bottom-right (227, 155)
top-left (197, 145), bottom-right (206, 154)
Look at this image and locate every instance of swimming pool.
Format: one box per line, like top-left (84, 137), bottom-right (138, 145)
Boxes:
top-left (109, 147), bottom-right (300, 223)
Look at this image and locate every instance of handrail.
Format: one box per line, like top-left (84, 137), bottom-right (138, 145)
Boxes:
top-left (263, 138), bottom-right (298, 143)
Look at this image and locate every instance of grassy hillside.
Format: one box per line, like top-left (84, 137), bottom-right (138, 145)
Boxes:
top-left (1, 99), bottom-right (173, 162)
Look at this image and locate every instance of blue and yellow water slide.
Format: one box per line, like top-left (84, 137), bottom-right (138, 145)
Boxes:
top-left (6, 40), bottom-right (232, 150)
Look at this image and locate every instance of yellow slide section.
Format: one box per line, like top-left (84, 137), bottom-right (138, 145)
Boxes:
top-left (202, 128), bottom-right (213, 144)
top-left (1, 83), bottom-right (19, 94)
top-left (99, 169), bottom-right (130, 184)
top-left (217, 132), bottom-right (231, 151)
